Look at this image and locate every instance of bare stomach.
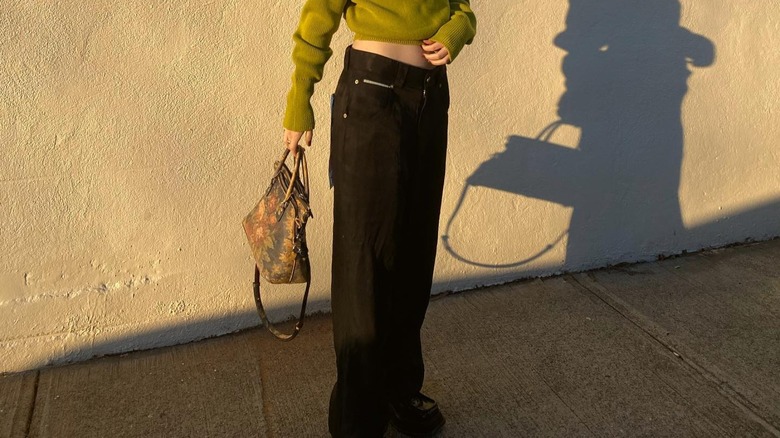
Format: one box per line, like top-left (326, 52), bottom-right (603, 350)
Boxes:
top-left (351, 39), bottom-right (436, 70)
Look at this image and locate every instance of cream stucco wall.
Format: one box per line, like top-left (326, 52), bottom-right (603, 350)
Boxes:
top-left (1, 1), bottom-right (778, 373)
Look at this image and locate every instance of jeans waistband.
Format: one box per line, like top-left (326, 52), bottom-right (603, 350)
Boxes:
top-left (343, 44), bottom-right (446, 90)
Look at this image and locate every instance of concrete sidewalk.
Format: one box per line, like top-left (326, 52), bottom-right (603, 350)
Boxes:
top-left (3, 238), bottom-right (780, 437)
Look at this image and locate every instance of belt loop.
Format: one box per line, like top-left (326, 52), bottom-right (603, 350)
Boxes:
top-left (393, 63), bottom-right (408, 89)
top-left (344, 44), bottom-right (352, 69)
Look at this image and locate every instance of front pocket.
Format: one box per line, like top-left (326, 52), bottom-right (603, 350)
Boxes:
top-left (344, 74), bottom-right (396, 120)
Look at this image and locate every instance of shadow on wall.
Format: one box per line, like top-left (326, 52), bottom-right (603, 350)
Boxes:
top-left (442, 0), bottom-right (777, 274)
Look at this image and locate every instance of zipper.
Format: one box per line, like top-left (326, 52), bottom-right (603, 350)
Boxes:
top-left (362, 78), bottom-right (394, 89)
top-left (418, 87), bottom-right (427, 124)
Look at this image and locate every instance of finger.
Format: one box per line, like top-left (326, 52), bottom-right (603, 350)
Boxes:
top-left (286, 139), bottom-right (298, 155)
top-left (304, 130), bottom-right (313, 146)
top-left (421, 40), bottom-right (443, 51)
top-left (288, 137), bottom-right (300, 155)
top-left (286, 131), bottom-right (302, 146)
top-left (428, 57), bottom-right (448, 66)
top-left (285, 132), bottom-right (302, 155)
top-left (423, 49), bottom-right (447, 62)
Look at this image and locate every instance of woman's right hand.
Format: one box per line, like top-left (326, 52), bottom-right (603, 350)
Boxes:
top-left (283, 128), bottom-right (313, 155)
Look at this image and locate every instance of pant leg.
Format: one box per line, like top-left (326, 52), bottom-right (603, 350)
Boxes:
top-left (383, 67), bottom-right (450, 404)
top-left (327, 46), bottom-right (450, 437)
top-left (328, 56), bottom-right (403, 438)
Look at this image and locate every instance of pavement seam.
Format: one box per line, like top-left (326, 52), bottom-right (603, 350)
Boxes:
top-left (535, 372), bottom-right (597, 437)
top-left (256, 350), bottom-right (277, 438)
top-left (23, 370), bottom-right (40, 437)
top-left (660, 254), bottom-right (780, 320)
top-left (565, 273), bottom-right (780, 437)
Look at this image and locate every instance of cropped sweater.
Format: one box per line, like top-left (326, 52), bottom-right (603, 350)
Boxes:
top-left (283, 0), bottom-right (477, 132)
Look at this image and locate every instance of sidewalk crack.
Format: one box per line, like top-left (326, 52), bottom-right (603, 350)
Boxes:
top-left (257, 351), bottom-right (276, 438)
top-left (536, 371), bottom-right (596, 437)
top-left (24, 370), bottom-right (40, 437)
top-left (565, 273), bottom-right (780, 436)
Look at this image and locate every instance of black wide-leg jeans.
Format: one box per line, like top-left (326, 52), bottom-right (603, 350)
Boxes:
top-left (327, 45), bottom-right (450, 437)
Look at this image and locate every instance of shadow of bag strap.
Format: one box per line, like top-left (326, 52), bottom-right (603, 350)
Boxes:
top-left (252, 264), bottom-right (311, 341)
top-left (440, 120), bottom-right (568, 268)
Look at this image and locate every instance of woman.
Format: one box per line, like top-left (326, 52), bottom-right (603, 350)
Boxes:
top-left (281, 1), bottom-right (476, 436)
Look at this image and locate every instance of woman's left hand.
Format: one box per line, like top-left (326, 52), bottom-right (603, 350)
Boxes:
top-left (422, 39), bottom-right (451, 65)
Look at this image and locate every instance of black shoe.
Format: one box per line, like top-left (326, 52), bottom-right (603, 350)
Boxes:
top-left (389, 393), bottom-right (446, 437)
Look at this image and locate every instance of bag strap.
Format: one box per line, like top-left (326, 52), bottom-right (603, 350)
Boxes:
top-left (252, 264), bottom-right (311, 341)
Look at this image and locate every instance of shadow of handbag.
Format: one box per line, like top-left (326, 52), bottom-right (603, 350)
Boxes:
top-left (442, 121), bottom-right (571, 268)
top-left (242, 147), bottom-right (313, 341)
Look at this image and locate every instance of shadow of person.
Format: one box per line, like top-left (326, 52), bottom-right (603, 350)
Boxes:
top-left (443, 0), bottom-right (715, 271)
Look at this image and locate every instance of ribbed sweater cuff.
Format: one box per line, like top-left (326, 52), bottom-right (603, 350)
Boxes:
top-left (429, 12), bottom-right (476, 63)
top-left (283, 80), bottom-right (315, 132)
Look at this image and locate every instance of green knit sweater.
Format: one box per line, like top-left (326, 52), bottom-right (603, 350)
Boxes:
top-left (283, 0), bottom-right (477, 132)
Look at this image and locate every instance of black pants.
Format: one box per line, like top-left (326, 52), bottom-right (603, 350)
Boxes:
top-left (327, 45), bottom-right (450, 437)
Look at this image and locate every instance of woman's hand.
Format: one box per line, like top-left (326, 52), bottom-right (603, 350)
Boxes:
top-left (283, 128), bottom-right (313, 155)
top-left (422, 39), bottom-right (451, 66)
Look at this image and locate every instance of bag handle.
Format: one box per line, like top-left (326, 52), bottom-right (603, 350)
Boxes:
top-left (275, 147), bottom-right (310, 204)
top-left (299, 148), bottom-right (310, 198)
top-left (536, 120), bottom-right (564, 143)
top-left (252, 264), bottom-right (311, 341)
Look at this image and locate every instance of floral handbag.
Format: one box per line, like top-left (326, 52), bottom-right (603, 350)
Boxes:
top-left (242, 147), bottom-right (313, 341)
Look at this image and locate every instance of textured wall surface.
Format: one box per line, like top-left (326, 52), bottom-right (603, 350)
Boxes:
top-left (1, 1), bottom-right (778, 373)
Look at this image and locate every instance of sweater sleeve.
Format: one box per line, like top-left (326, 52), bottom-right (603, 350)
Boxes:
top-left (428, 0), bottom-right (477, 64)
top-left (283, 0), bottom-right (348, 132)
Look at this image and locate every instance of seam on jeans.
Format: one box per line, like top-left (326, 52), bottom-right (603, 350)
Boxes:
top-left (362, 78), bottom-right (394, 89)
top-left (329, 93), bottom-right (336, 189)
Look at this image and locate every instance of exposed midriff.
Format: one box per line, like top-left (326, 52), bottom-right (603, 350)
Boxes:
top-left (351, 40), bottom-right (437, 70)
